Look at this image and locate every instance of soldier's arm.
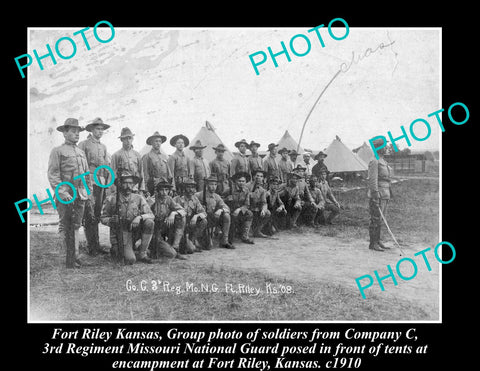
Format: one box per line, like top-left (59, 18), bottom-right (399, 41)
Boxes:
top-left (194, 198), bottom-right (207, 219)
top-left (169, 198), bottom-right (187, 217)
top-left (142, 154), bottom-right (151, 191)
top-left (215, 194), bottom-right (230, 213)
top-left (368, 160), bottom-right (379, 198)
top-left (136, 153), bottom-right (146, 191)
top-left (47, 148), bottom-right (69, 199)
top-left (100, 196), bottom-right (115, 226)
top-left (229, 158), bottom-right (238, 177)
top-left (139, 194), bottom-right (155, 220)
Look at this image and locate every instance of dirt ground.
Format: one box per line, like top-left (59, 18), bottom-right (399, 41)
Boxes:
top-left (30, 211), bottom-right (440, 320)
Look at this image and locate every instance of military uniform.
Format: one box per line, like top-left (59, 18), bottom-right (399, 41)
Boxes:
top-left (226, 178), bottom-right (254, 243)
top-left (308, 184), bottom-right (326, 226)
top-left (230, 153), bottom-right (250, 177)
top-left (265, 178), bottom-right (286, 233)
top-left (195, 186), bottom-right (232, 248)
top-left (247, 181), bottom-right (271, 237)
top-left (296, 177), bottom-right (316, 225)
top-left (278, 179), bottom-right (302, 228)
top-left (368, 156), bottom-right (392, 251)
top-left (78, 124), bottom-right (111, 254)
top-left (312, 159), bottom-right (329, 179)
top-left (151, 189), bottom-right (187, 258)
top-left (248, 154), bottom-right (263, 178)
top-left (263, 154), bottom-right (281, 182)
top-left (142, 149), bottom-right (173, 195)
top-left (209, 157), bottom-right (231, 196)
top-left (174, 192), bottom-right (207, 253)
top-left (100, 189), bottom-right (154, 264)
top-left (111, 147), bottom-right (145, 192)
top-left (278, 157), bottom-right (294, 183)
top-left (190, 156), bottom-right (211, 192)
top-left (167, 150), bottom-right (192, 192)
top-left (317, 178), bottom-right (340, 224)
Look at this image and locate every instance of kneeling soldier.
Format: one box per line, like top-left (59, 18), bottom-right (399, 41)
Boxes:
top-left (308, 175), bottom-right (326, 226)
top-left (100, 171), bottom-right (155, 265)
top-left (195, 174), bottom-right (234, 249)
top-left (278, 172), bottom-right (302, 228)
top-left (248, 169), bottom-right (271, 238)
top-left (266, 175), bottom-right (287, 234)
top-left (317, 169), bottom-right (341, 225)
top-left (151, 178), bottom-right (188, 260)
top-left (226, 171), bottom-right (254, 244)
top-left (174, 179), bottom-right (207, 254)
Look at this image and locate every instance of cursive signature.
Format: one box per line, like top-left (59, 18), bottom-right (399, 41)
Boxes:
top-left (296, 38), bottom-right (396, 151)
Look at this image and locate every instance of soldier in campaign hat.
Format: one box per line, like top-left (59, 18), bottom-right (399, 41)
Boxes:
top-left (167, 134), bottom-right (192, 193)
top-left (173, 178), bottom-right (208, 254)
top-left (100, 171), bottom-right (155, 265)
top-left (230, 139), bottom-right (250, 177)
top-left (48, 118), bottom-right (91, 268)
top-left (225, 171), bottom-right (254, 244)
top-left (248, 140), bottom-right (263, 179)
top-left (195, 174), bottom-right (234, 249)
top-left (79, 117), bottom-right (111, 256)
top-left (142, 131), bottom-right (172, 196)
top-left (312, 151), bottom-right (329, 179)
top-left (209, 143), bottom-right (231, 197)
top-left (247, 169), bottom-right (271, 238)
top-left (367, 138), bottom-right (392, 252)
top-left (189, 140), bottom-right (211, 192)
top-left (111, 127), bottom-right (145, 194)
top-left (278, 147), bottom-right (294, 184)
top-left (263, 143), bottom-right (281, 182)
top-left (151, 177), bottom-right (188, 260)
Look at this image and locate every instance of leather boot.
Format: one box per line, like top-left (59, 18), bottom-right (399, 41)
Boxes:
top-left (241, 220), bottom-right (254, 244)
top-left (253, 217), bottom-right (269, 238)
top-left (369, 225), bottom-right (384, 251)
top-left (138, 233), bottom-right (154, 263)
top-left (377, 227), bottom-right (391, 249)
top-left (171, 228), bottom-right (188, 259)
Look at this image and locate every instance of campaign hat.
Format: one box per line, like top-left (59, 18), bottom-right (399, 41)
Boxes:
top-left (234, 139), bottom-right (249, 148)
top-left (56, 118), bottom-right (85, 132)
top-left (170, 134), bottom-right (190, 147)
top-left (85, 117), bottom-right (110, 131)
top-left (146, 131), bottom-right (167, 145)
top-left (189, 140), bottom-right (207, 150)
top-left (118, 127), bottom-right (135, 139)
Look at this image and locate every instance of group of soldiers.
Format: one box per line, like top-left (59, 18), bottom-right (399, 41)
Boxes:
top-left (47, 117), bottom-right (391, 267)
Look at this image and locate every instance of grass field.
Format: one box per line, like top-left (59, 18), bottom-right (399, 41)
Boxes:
top-left (29, 177), bottom-right (439, 321)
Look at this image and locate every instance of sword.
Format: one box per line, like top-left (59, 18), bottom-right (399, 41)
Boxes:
top-left (377, 204), bottom-right (405, 256)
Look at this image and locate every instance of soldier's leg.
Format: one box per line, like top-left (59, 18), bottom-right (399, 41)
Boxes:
top-left (325, 203), bottom-right (340, 224)
top-left (169, 215), bottom-right (187, 259)
top-left (122, 231), bottom-right (136, 264)
top-left (182, 220), bottom-right (196, 254)
top-left (253, 210), bottom-right (271, 238)
top-left (191, 218), bottom-right (207, 251)
top-left (72, 200), bottom-right (86, 264)
top-left (155, 224), bottom-right (177, 258)
top-left (83, 198), bottom-right (98, 255)
top-left (219, 212), bottom-right (234, 248)
top-left (302, 202), bottom-right (317, 226)
top-left (240, 210), bottom-right (254, 244)
top-left (377, 199), bottom-right (391, 249)
top-left (136, 219), bottom-right (155, 262)
top-left (368, 199), bottom-right (383, 251)
top-left (290, 206), bottom-right (301, 228)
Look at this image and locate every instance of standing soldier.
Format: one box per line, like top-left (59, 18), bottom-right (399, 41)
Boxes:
top-left (226, 171), bottom-right (254, 244)
top-left (167, 134), bottom-right (192, 194)
top-left (111, 127), bottom-right (145, 194)
top-left (100, 171), bottom-right (155, 265)
top-left (189, 140), bottom-right (211, 192)
top-left (195, 174), bottom-right (234, 249)
top-left (209, 143), bottom-right (231, 197)
top-left (248, 140), bottom-right (263, 179)
top-left (263, 143), bottom-right (281, 182)
top-left (48, 118), bottom-right (91, 268)
top-left (367, 139), bottom-right (392, 252)
top-left (265, 175), bottom-right (287, 234)
top-left (299, 150), bottom-right (315, 178)
top-left (173, 179), bottom-right (207, 254)
top-left (288, 149), bottom-right (300, 168)
top-left (151, 178), bottom-right (188, 260)
top-left (307, 175), bottom-right (326, 227)
top-left (230, 139), bottom-right (250, 176)
top-left (317, 169), bottom-right (341, 225)
top-left (278, 147), bottom-right (294, 183)
top-left (312, 151), bottom-right (329, 179)
top-left (292, 164), bottom-right (316, 226)
top-left (248, 169), bottom-right (271, 238)
top-left (142, 131), bottom-right (172, 196)
top-left (78, 117), bottom-right (111, 256)
top-left (278, 172), bottom-right (302, 229)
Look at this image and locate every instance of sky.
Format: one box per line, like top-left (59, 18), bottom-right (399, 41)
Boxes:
top-left (28, 26), bottom-right (440, 195)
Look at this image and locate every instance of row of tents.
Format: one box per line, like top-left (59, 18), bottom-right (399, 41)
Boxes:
top-left (144, 121), bottom-right (375, 174)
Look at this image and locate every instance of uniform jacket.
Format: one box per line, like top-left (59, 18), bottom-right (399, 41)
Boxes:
top-left (152, 195), bottom-right (186, 221)
top-left (312, 161), bottom-right (329, 178)
top-left (227, 184), bottom-right (250, 210)
top-left (191, 156), bottom-right (211, 184)
top-left (167, 150), bottom-right (192, 180)
top-left (278, 158), bottom-right (294, 183)
top-left (247, 182), bottom-right (268, 212)
top-left (368, 158), bottom-right (391, 199)
top-left (248, 154), bottom-right (263, 176)
top-left (309, 187), bottom-right (326, 208)
top-left (278, 184), bottom-right (301, 207)
top-left (318, 179), bottom-right (337, 204)
top-left (78, 134), bottom-right (110, 186)
top-left (195, 190), bottom-right (230, 215)
top-left (100, 192), bottom-right (154, 226)
top-left (209, 158), bottom-right (231, 196)
top-left (230, 153), bottom-right (250, 177)
top-left (173, 194), bottom-right (207, 220)
top-left (48, 141), bottom-right (92, 200)
top-left (262, 154), bottom-right (281, 181)
top-left (296, 179), bottom-right (314, 203)
top-left (111, 146), bottom-right (145, 191)
top-left (142, 149), bottom-right (173, 193)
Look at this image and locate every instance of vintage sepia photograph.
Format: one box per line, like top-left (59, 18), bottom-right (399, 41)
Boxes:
top-left (26, 26), bottom-right (441, 322)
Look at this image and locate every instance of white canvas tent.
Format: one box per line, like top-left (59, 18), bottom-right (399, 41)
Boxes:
top-left (324, 136), bottom-right (368, 173)
top-left (354, 141), bottom-right (375, 164)
top-left (277, 130), bottom-right (304, 154)
top-left (184, 121), bottom-right (234, 162)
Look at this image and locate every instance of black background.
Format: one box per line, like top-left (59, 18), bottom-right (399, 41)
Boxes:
top-left (6, 4), bottom-right (475, 370)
